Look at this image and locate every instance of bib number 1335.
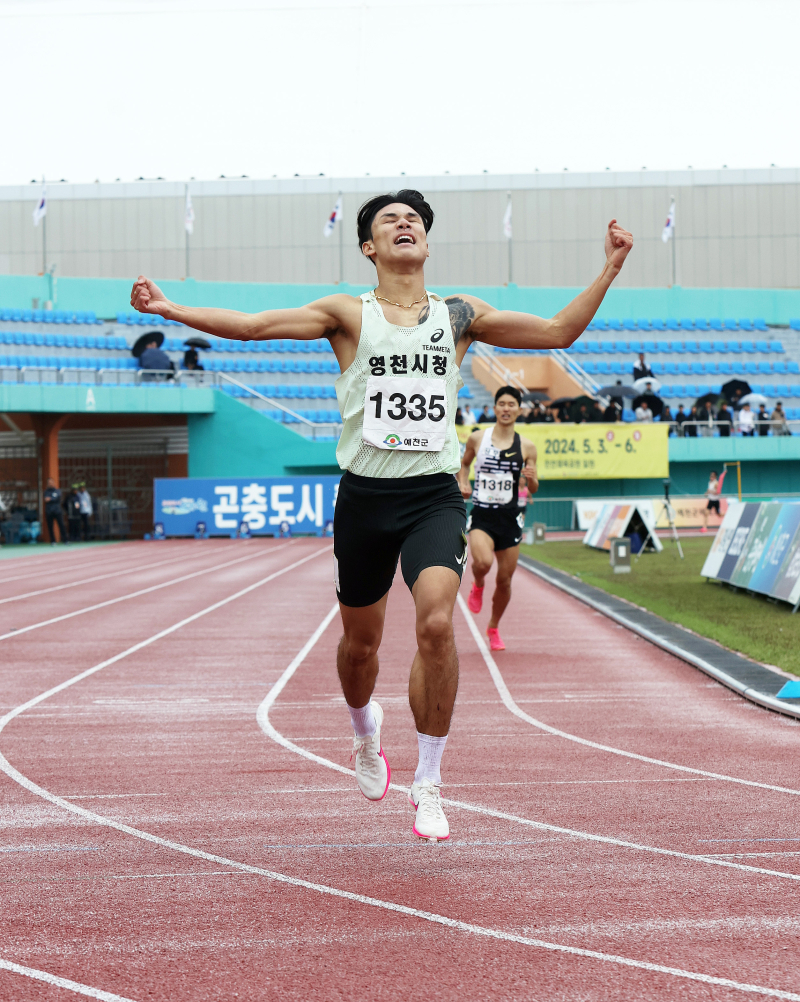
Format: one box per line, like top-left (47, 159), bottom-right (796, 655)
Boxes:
top-left (362, 375), bottom-right (448, 451)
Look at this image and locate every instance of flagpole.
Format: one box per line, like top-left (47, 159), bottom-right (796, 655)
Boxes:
top-left (42, 175), bottom-right (47, 277)
top-left (185, 183), bottom-right (190, 279)
top-left (506, 191), bottom-right (513, 285)
top-left (671, 193), bottom-right (676, 287)
top-left (338, 190), bottom-right (343, 284)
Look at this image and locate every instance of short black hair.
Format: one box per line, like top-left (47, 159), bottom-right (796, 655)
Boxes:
top-left (356, 190), bottom-right (434, 254)
top-left (494, 385), bottom-right (522, 405)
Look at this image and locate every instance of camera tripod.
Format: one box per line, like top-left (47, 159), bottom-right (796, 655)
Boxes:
top-left (635, 479), bottom-right (684, 562)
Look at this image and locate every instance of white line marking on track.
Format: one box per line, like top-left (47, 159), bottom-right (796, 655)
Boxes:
top-left (457, 593), bottom-right (800, 797)
top-left (3, 563), bottom-right (800, 999)
top-left (256, 606), bottom-right (800, 885)
top-left (0, 956), bottom-right (137, 1001)
top-left (0, 541), bottom-right (295, 642)
top-left (0, 544), bottom-right (238, 606)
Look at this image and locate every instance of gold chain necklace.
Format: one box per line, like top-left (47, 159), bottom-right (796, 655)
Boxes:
top-left (373, 289), bottom-right (428, 309)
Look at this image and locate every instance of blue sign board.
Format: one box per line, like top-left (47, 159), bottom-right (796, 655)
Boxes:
top-left (153, 476), bottom-right (341, 537)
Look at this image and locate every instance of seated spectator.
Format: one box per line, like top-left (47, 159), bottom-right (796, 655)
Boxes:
top-left (603, 400), bottom-right (621, 422)
top-left (684, 405), bottom-right (698, 437)
top-left (519, 404), bottom-right (531, 423)
top-left (478, 404), bottom-right (495, 423)
top-left (591, 401), bottom-right (606, 422)
top-left (635, 399), bottom-right (653, 423)
top-left (575, 403), bottom-right (590, 424)
top-left (182, 348), bottom-right (204, 371)
top-left (757, 403), bottom-right (770, 436)
top-left (674, 403), bottom-right (687, 437)
top-left (455, 407), bottom-right (464, 426)
top-left (661, 403), bottom-right (674, 433)
top-left (543, 405), bottom-right (557, 424)
top-left (717, 402), bottom-right (733, 437)
top-left (772, 401), bottom-right (790, 436)
top-left (633, 353), bottom-right (653, 382)
top-left (738, 402), bottom-right (755, 436)
top-left (462, 403), bottom-right (478, 426)
top-left (137, 334), bottom-right (173, 380)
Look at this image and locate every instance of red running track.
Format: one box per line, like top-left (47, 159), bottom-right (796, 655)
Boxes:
top-left (0, 538), bottom-right (798, 1001)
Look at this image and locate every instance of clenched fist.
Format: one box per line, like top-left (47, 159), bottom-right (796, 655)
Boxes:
top-left (130, 276), bottom-right (170, 315)
top-left (604, 220), bottom-right (633, 272)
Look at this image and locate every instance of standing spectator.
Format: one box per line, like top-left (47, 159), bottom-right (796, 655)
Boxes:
top-left (478, 405), bottom-right (495, 423)
top-left (633, 353), bottom-right (653, 382)
top-left (182, 347), bottom-right (204, 371)
top-left (661, 403), bottom-right (674, 433)
top-left (684, 405), bottom-right (698, 437)
top-left (717, 402), bottom-right (733, 437)
top-left (738, 402), bottom-right (756, 436)
top-left (603, 399), bottom-right (621, 422)
top-left (591, 400), bottom-right (606, 422)
top-left (757, 403), bottom-right (770, 436)
top-left (674, 403), bottom-right (688, 436)
top-left (702, 470), bottom-right (721, 533)
top-left (462, 403), bottom-right (478, 426)
top-left (610, 380), bottom-right (625, 411)
top-left (64, 484), bottom-right (82, 542)
top-left (635, 399), bottom-right (653, 423)
top-left (772, 401), bottom-right (790, 436)
top-left (43, 478), bottom-right (67, 545)
top-left (77, 482), bottom-right (93, 540)
top-left (696, 399), bottom-right (714, 437)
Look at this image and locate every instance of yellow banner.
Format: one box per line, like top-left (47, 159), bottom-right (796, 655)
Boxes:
top-left (457, 423), bottom-right (669, 480)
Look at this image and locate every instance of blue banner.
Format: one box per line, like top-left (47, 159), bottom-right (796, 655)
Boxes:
top-left (153, 476), bottom-right (341, 536)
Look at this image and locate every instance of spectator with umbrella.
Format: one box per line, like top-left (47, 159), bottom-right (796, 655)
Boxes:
top-left (722, 378), bottom-right (751, 409)
top-left (133, 331), bottom-right (173, 381)
top-left (183, 335), bottom-right (210, 371)
top-left (633, 389), bottom-right (662, 422)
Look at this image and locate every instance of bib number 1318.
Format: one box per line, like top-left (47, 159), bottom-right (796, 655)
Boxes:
top-left (362, 375), bottom-right (448, 452)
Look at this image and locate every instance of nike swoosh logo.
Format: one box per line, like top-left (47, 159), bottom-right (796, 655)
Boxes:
top-left (455, 551), bottom-right (467, 566)
top-left (503, 451), bottom-right (516, 457)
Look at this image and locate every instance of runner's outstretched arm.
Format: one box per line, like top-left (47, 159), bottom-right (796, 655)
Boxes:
top-left (129, 276), bottom-right (354, 342)
top-left (451, 220), bottom-right (633, 353)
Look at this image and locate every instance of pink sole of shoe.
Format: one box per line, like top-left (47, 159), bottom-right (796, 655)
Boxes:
top-left (409, 796), bottom-right (450, 840)
top-left (487, 632), bottom-right (505, 651)
top-left (467, 592), bottom-right (483, 613)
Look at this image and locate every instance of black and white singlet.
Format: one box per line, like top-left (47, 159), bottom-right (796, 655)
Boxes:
top-left (471, 428), bottom-right (525, 510)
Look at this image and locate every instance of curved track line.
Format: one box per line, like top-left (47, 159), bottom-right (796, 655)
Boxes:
top-left (1, 595), bottom-right (798, 1000)
top-left (0, 957), bottom-right (137, 1001)
top-left (257, 610), bottom-right (800, 887)
top-left (0, 545), bottom-right (233, 606)
top-left (0, 541), bottom-right (192, 587)
top-left (0, 541), bottom-right (294, 642)
top-left (457, 594), bottom-right (800, 797)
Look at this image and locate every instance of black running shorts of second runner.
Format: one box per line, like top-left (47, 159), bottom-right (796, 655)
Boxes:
top-left (468, 505), bottom-right (525, 551)
top-left (334, 471), bottom-right (468, 608)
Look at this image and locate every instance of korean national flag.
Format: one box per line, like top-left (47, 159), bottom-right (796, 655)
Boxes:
top-left (323, 196), bottom-right (342, 237)
top-left (661, 199), bottom-right (675, 243)
top-left (33, 188), bottom-right (47, 226)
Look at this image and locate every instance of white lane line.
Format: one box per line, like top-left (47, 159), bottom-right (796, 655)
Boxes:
top-left (457, 593), bottom-right (800, 798)
top-left (0, 544), bottom-right (242, 607)
top-left (3, 578), bottom-right (800, 999)
top-left (0, 541), bottom-right (296, 643)
top-left (0, 957), bottom-right (137, 1001)
top-left (0, 541), bottom-right (190, 587)
top-left (257, 608), bottom-right (800, 885)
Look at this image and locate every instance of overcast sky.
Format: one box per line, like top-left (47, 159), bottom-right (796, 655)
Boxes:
top-left (2, 0), bottom-right (798, 187)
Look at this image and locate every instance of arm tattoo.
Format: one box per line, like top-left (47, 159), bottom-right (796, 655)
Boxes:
top-left (445, 296), bottom-right (475, 346)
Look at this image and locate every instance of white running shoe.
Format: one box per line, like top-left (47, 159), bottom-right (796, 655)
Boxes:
top-left (351, 701), bottom-right (391, 801)
top-left (409, 779), bottom-right (450, 841)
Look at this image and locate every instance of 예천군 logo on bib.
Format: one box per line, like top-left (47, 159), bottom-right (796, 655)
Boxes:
top-left (383, 433), bottom-right (402, 448)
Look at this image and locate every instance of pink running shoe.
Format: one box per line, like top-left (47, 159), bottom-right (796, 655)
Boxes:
top-left (700, 527), bottom-right (708, 533)
top-left (467, 583), bottom-right (484, 613)
top-left (487, 627), bottom-right (505, 651)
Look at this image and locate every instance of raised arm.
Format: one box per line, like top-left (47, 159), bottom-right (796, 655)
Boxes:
top-left (129, 276), bottom-right (359, 344)
top-left (451, 220), bottom-right (633, 356)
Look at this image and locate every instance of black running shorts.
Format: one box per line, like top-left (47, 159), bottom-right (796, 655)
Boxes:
top-left (706, 499), bottom-right (721, 513)
top-left (333, 471), bottom-right (468, 608)
top-left (468, 505), bottom-right (525, 551)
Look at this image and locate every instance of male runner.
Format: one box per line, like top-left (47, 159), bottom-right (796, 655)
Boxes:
top-left (458, 385), bottom-right (538, 651)
top-left (130, 189), bottom-right (633, 841)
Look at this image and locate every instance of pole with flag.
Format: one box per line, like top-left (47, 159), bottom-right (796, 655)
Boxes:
top-left (503, 192), bottom-right (513, 285)
top-left (33, 178), bottom-right (47, 275)
top-left (662, 196), bottom-right (676, 287)
top-left (323, 194), bottom-right (344, 283)
top-left (184, 184), bottom-right (195, 279)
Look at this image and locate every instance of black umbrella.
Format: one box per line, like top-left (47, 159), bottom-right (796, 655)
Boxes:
top-left (569, 394), bottom-right (599, 422)
top-left (132, 330), bottom-right (165, 358)
top-left (633, 393), bottom-right (664, 417)
top-left (522, 391), bottom-right (550, 403)
top-left (184, 336), bottom-right (212, 350)
top-left (550, 396), bottom-right (574, 406)
top-left (598, 384), bottom-right (637, 398)
top-left (721, 378), bottom-right (751, 407)
top-left (695, 391), bottom-right (721, 407)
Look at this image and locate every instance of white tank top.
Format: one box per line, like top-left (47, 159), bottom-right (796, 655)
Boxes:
top-left (335, 291), bottom-right (464, 478)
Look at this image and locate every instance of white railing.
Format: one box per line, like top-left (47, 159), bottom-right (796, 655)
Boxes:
top-left (470, 342), bottom-right (529, 394)
top-left (216, 372), bottom-right (341, 440)
top-left (471, 342), bottom-right (608, 404)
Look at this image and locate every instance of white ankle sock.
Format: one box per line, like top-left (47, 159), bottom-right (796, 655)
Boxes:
top-left (414, 732), bottom-right (448, 786)
top-left (347, 701), bottom-right (376, 738)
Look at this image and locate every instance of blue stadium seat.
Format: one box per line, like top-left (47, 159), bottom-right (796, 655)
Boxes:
top-left (699, 341), bottom-right (713, 353)
top-left (669, 340), bottom-right (685, 353)
top-left (678, 362), bottom-right (691, 376)
top-left (655, 340), bottom-right (669, 353)
top-left (741, 340), bottom-right (756, 353)
top-left (750, 383), bottom-right (763, 393)
top-left (679, 318), bottom-right (694, 330)
top-left (763, 384), bottom-right (776, 397)
top-left (23, 332), bottom-right (34, 346)
top-left (651, 362), bottom-right (664, 375)
top-left (635, 318), bottom-right (650, 331)
top-left (582, 361), bottom-right (597, 374)
top-left (753, 318), bottom-right (769, 331)
top-left (587, 342), bottom-right (602, 354)
top-left (739, 319), bottom-right (753, 331)
top-left (664, 362), bottom-right (677, 376)
top-left (627, 340), bottom-right (641, 353)
top-left (610, 361), bottom-right (623, 375)
top-left (776, 385), bottom-right (791, 398)
top-left (21, 310), bottom-right (32, 322)
top-left (33, 333), bottom-right (44, 346)
top-left (597, 361), bottom-right (610, 375)
top-left (594, 319), bottom-right (608, 331)
top-left (600, 341), bottom-right (616, 353)
top-left (704, 362), bottom-right (719, 375)
top-left (773, 361), bottom-right (787, 374)
top-left (694, 318), bottom-right (709, 331)
top-left (13, 333), bottom-right (24, 345)
top-left (708, 318), bottom-right (723, 331)
top-left (726, 340), bottom-right (741, 353)
top-left (788, 360), bottom-right (800, 374)
top-left (771, 341), bottom-right (785, 353)
top-left (731, 361), bottom-right (744, 374)
top-left (685, 341), bottom-right (700, 354)
top-left (691, 361), bottom-right (704, 375)
top-left (745, 361), bottom-right (758, 375)
top-left (666, 318), bottom-right (680, 331)
top-left (622, 319), bottom-right (636, 331)
top-left (718, 361), bottom-right (732, 375)
top-left (758, 361), bottom-right (772, 374)
top-left (641, 340), bottom-right (655, 353)
top-left (723, 319), bottom-right (739, 331)
top-left (697, 384), bottom-right (711, 396)
top-left (685, 384), bottom-right (698, 397)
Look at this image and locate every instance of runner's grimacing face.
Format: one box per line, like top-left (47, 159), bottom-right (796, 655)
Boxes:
top-left (495, 395), bottom-right (521, 425)
top-left (362, 204), bottom-right (429, 268)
